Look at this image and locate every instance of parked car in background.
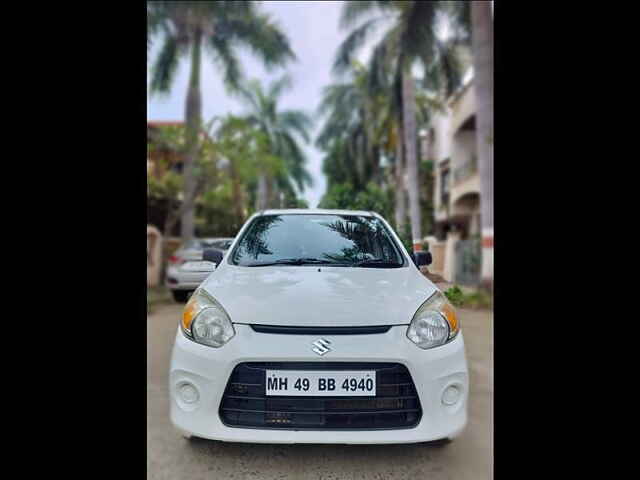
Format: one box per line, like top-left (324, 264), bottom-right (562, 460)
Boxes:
top-left (166, 237), bottom-right (234, 302)
top-left (170, 210), bottom-right (468, 444)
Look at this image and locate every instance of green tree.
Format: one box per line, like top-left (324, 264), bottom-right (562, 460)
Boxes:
top-left (334, 0), bottom-right (465, 252)
top-left (318, 182), bottom-right (392, 221)
top-left (211, 114), bottom-right (286, 222)
top-left (235, 76), bottom-right (313, 209)
top-left (316, 63), bottom-right (384, 192)
top-left (147, 123), bottom-right (219, 273)
top-left (148, 1), bottom-right (294, 242)
top-left (317, 61), bottom-right (442, 234)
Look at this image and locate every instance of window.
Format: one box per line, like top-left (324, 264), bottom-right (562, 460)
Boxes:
top-left (441, 168), bottom-right (451, 204)
top-left (231, 214), bottom-right (405, 267)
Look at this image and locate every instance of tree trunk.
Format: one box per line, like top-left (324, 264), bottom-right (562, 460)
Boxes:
top-left (181, 31), bottom-right (202, 243)
top-left (472, 1), bottom-right (493, 287)
top-left (256, 173), bottom-right (268, 210)
top-left (394, 123), bottom-right (406, 233)
top-left (401, 68), bottom-right (422, 252)
top-left (229, 158), bottom-right (245, 225)
top-left (266, 176), bottom-right (275, 208)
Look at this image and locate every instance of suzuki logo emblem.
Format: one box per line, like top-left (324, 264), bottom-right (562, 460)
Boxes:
top-left (312, 338), bottom-right (332, 356)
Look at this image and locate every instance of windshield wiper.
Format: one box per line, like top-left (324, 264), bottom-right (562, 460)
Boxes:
top-left (246, 258), bottom-right (347, 267)
top-left (352, 258), bottom-right (402, 268)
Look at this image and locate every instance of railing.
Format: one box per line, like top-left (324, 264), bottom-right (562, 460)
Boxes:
top-left (455, 238), bottom-right (481, 286)
top-left (453, 155), bottom-right (478, 185)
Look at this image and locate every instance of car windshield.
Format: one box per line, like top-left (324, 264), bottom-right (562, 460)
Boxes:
top-left (231, 214), bottom-right (405, 267)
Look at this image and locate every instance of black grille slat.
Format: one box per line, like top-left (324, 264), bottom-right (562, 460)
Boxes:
top-left (223, 395), bottom-right (418, 401)
top-left (219, 362), bottom-right (422, 430)
top-left (249, 324), bottom-right (392, 335)
top-left (221, 408), bottom-right (421, 415)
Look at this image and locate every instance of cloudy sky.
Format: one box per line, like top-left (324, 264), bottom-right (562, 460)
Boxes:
top-left (147, 1), bottom-right (359, 208)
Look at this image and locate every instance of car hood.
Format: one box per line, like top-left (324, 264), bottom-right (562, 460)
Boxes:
top-left (200, 264), bottom-right (438, 327)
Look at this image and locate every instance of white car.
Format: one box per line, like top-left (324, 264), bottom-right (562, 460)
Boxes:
top-left (165, 237), bottom-right (234, 302)
top-left (170, 209), bottom-right (468, 444)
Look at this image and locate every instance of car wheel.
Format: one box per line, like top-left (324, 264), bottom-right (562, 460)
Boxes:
top-left (172, 290), bottom-right (190, 303)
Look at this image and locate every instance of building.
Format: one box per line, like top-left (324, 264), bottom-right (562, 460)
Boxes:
top-left (426, 78), bottom-right (483, 286)
top-left (147, 121), bottom-right (188, 179)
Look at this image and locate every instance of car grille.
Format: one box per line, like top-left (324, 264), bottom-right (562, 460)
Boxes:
top-left (219, 362), bottom-right (422, 430)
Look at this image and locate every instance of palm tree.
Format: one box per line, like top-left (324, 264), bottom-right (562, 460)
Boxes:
top-left (235, 76), bottom-right (313, 209)
top-left (148, 1), bottom-right (294, 242)
top-left (335, 0), bottom-right (458, 252)
top-left (471, 1), bottom-right (493, 287)
top-left (316, 59), bottom-right (439, 239)
top-left (447, 0), bottom-right (493, 287)
top-left (210, 115), bottom-right (252, 224)
top-left (316, 66), bottom-right (378, 191)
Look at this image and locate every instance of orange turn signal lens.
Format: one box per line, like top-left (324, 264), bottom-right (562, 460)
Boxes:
top-left (442, 302), bottom-right (458, 335)
top-left (182, 292), bottom-right (207, 333)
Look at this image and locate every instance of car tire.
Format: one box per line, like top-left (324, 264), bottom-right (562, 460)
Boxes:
top-left (172, 290), bottom-right (190, 303)
top-left (424, 438), bottom-right (452, 447)
top-left (183, 434), bottom-right (211, 444)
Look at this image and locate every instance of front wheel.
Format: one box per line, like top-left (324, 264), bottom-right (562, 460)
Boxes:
top-left (172, 290), bottom-right (190, 303)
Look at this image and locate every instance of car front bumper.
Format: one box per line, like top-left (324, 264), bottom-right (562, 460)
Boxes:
top-left (169, 325), bottom-right (468, 444)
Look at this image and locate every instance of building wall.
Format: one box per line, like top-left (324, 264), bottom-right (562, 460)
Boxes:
top-left (430, 80), bottom-right (483, 283)
top-left (147, 225), bottom-right (163, 287)
top-left (432, 110), bottom-right (452, 225)
top-left (450, 83), bottom-right (476, 135)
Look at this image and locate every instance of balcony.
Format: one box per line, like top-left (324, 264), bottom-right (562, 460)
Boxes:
top-left (450, 156), bottom-right (480, 209)
top-left (453, 155), bottom-right (478, 186)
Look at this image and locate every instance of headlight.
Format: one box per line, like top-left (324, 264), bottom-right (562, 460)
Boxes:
top-left (406, 291), bottom-right (459, 350)
top-left (181, 289), bottom-right (235, 348)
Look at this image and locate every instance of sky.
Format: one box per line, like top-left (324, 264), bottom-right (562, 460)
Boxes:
top-left (147, 1), bottom-right (355, 208)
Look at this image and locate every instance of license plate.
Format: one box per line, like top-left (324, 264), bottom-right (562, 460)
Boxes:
top-left (265, 370), bottom-right (376, 396)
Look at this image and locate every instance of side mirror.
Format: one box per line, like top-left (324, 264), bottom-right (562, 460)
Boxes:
top-left (412, 251), bottom-right (432, 267)
top-left (203, 248), bottom-right (224, 266)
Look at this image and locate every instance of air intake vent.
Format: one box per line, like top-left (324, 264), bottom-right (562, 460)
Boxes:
top-left (219, 362), bottom-right (422, 430)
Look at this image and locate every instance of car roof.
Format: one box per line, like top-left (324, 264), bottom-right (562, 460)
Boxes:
top-left (260, 208), bottom-right (376, 217)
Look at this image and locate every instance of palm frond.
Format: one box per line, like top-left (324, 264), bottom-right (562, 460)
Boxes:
top-left (400, 0), bottom-right (438, 61)
top-left (332, 17), bottom-right (385, 75)
top-left (278, 110), bottom-right (313, 143)
top-left (280, 133), bottom-right (312, 191)
top-left (339, 1), bottom-right (380, 29)
top-left (225, 12), bottom-right (295, 69)
top-left (208, 34), bottom-right (243, 90)
top-left (442, 0), bottom-right (471, 40)
top-left (150, 35), bottom-right (181, 95)
top-left (268, 74), bottom-right (293, 101)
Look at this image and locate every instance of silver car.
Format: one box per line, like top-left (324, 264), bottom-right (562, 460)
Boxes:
top-left (166, 237), bottom-right (234, 302)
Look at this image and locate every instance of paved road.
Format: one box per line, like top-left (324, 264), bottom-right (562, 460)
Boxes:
top-left (148, 302), bottom-right (493, 480)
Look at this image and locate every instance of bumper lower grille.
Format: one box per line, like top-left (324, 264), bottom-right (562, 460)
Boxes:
top-left (219, 362), bottom-right (422, 430)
